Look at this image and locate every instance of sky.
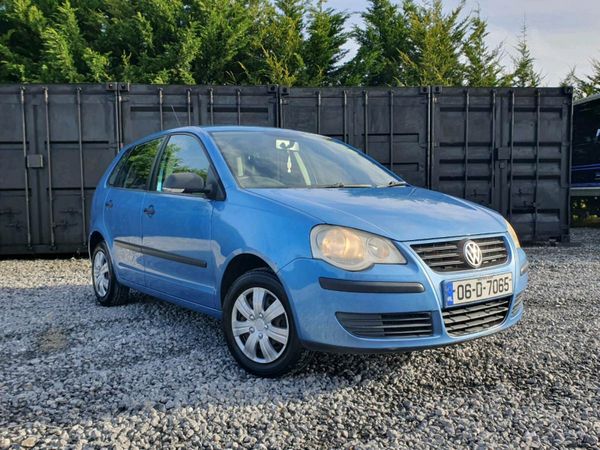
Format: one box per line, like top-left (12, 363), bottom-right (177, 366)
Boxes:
top-left (326, 0), bottom-right (600, 86)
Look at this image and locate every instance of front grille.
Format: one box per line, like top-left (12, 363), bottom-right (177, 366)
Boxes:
top-left (411, 236), bottom-right (508, 272)
top-left (442, 296), bottom-right (511, 336)
top-left (336, 312), bottom-right (433, 338)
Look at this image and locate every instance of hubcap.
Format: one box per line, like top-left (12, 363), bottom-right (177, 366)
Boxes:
top-left (93, 251), bottom-right (110, 297)
top-left (231, 287), bottom-right (289, 364)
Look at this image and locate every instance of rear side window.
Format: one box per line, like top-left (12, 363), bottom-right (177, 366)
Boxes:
top-left (108, 138), bottom-right (164, 189)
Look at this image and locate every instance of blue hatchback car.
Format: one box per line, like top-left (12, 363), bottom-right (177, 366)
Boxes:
top-left (89, 126), bottom-right (528, 376)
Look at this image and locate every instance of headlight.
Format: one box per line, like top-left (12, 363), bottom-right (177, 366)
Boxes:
top-left (310, 225), bottom-right (406, 271)
top-left (506, 220), bottom-right (521, 248)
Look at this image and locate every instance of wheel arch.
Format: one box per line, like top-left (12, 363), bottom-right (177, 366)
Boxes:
top-left (88, 230), bottom-right (105, 257)
top-left (219, 253), bottom-right (277, 306)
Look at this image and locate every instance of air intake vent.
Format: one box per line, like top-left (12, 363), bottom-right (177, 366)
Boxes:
top-left (443, 296), bottom-right (511, 336)
top-left (336, 312), bottom-right (433, 338)
top-left (412, 237), bottom-right (508, 272)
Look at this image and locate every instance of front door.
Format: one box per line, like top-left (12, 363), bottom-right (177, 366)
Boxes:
top-left (104, 137), bottom-right (164, 286)
top-left (141, 134), bottom-right (216, 308)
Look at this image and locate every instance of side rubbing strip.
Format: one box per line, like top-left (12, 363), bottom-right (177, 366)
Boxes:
top-left (114, 239), bottom-right (207, 268)
top-left (319, 278), bottom-right (425, 294)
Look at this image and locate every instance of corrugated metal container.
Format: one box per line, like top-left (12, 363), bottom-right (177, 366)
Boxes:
top-left (430, 87), bottom-right (572, 243)
top-left (0, 83), bottom-right (572, 255)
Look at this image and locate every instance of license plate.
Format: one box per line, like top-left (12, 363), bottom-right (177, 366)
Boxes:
top-left (443, 273), bottom-right (513, 307)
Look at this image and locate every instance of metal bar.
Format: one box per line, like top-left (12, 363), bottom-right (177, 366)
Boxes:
top-left (427, 87), bottom-right (434, 189)
top-left (316, 91), bottom-right (321, 134)
top-left (533, 89), bottom-right (541, 239)
top-left (508, 90), bottom-right (515, 220)
top-left (464, 89), bottom-right (470, 199)
top-left (279, 91), bottom-right (285, 128)
top-left (363, 90), bottom-right (369, 153)
top-left (209, 88), bottom-right (214, 125)
top-left (19, 86), bottom-right (32, 248)
top-left (342, 90), bottom-right (348, 143)
top-left (236, 89), bottom-right (241, 125)
top-left (197, 91), bottom-right (202, 125)
top-left (490, 90), bottom-right (496, 206)
top-left (43, 87), bottom-right (56, 248)
top-left (186, 89), bottom-right (192, 125)
top-left (117, 87), bottom-right (124, 150)
top-left (566, 90), bottom-right (574, 237)
top-left (389, 90), bottom-right (394, 172)
top-left (113, 89), bottom-right (120, 154)
top-left (76, 87), bottom-right (86, 247)
top-left (158, 88), bottom-right (164, 130)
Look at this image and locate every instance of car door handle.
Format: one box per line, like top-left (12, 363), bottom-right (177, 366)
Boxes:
top-left (143, 205), bottom-right (155, 217)
top-left (105, 200), bottom-right (113, 209)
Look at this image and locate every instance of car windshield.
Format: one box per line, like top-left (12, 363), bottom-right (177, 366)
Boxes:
top-left (210, 130), bottom-right (404, 189)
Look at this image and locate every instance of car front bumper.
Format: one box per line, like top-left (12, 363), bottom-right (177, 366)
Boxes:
top-left (277, 234), bottom-right (528, 353)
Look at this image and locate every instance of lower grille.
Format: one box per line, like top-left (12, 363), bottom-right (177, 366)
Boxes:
top-left (336, 312), bottom-right (434, 338)
top-left (443, 296), bottom-right (511, 336)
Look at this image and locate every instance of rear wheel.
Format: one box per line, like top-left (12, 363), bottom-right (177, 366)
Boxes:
top-left (91, 241), bottom-right (129, 306)
top-left (223, 269), bottom-right (309, 377)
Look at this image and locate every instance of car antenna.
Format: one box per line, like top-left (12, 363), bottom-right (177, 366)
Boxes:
top-left (170, 105), bottom-right (181, 127)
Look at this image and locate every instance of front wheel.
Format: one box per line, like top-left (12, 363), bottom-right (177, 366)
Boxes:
top-left (222, 269), bottom-right (310, 377)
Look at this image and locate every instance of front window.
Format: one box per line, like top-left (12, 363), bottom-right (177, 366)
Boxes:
top-left (155, 134), bottom-right (212, 195)
top-left (210, 130), bottom-right (402, 188)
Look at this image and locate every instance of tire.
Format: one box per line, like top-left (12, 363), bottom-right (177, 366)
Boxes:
top-left (222, 269), bottom-right (310, 377)
top-left (91, 241), bottom-right (130, 307)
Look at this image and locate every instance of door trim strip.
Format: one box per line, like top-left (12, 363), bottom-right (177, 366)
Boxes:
top-left (114, 239), bottom-right (208, 268)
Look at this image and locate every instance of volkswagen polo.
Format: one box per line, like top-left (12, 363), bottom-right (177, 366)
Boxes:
top-left (89, 126), bottom-right (528, 377)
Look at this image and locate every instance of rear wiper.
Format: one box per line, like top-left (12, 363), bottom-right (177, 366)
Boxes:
top-left (319, 182), bottom-right (373, 188)
top-left (377, 180), bottom-right (407, 188)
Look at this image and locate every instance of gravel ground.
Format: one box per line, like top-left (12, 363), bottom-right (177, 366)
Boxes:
top-left (1, 228), bottom-right (599, 449)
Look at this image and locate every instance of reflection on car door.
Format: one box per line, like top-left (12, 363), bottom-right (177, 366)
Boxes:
top-left (141, 134), bottom-right (216, 309)
top-left (104, 138), bottom-right (163, 286)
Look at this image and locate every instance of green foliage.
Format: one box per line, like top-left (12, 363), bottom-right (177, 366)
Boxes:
top-left (345, 0), bottom-right (413, 86)
top-left (399, 0), bottom-right (469, 86)
top-left (462, 11), bottom-right (505, 87)
top-left (302, 1), bottom-right (348, 86)
top-left (0, 0), bottom-right (553, 87)
top-left (563, 60), bottom-right (600, 100)
top-left (507, 22), bottom-right (542, 87)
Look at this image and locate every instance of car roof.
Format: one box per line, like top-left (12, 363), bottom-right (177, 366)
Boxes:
top-left (125, 126), bottom-right (313, 147)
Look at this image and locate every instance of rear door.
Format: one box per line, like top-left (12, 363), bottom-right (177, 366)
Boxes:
top-left (141, 134), bottom-right (217, 308)
top-left (104, 138), bottom-right (164, 286)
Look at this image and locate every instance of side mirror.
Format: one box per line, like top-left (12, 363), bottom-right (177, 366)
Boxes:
top-left (163, 172), bottom-right (211, 195)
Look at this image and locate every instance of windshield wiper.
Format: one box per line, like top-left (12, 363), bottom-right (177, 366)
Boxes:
top-left (318, 182), bottom-right (373, 188)
top-left (377, 180), bottom-right (407, 188)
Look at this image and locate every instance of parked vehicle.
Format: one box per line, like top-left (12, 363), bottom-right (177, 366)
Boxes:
top-left (89, 126), bottom-right (528, 377)
top-left (572, 94), bottom-right (600, 221)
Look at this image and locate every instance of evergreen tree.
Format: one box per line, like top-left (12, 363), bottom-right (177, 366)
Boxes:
top-left (400, 0), bottom-right (469, 86)
top-left (462, 10), bottom-right (505, 87)
top-left (508, 22), bottom-right (542, 87)
top-left (560, 67), bottom-right (585, 99)
top-left (190, 0), bottom-right (262, 84)
top-left (577, 59), bottom-right (600, 98)
top-left (345, 0), bottom-right (414, 86)
top-left (301, 0), bottom-right (348, 86)
top-left (249, 0), bottom-right (307, 86)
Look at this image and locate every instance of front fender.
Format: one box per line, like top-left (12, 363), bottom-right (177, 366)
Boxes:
top-left (211, 195), bottom-right (317, 302)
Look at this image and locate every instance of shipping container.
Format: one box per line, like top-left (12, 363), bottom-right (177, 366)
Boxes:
top-left (0, 83), bottom-right (572, 255)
